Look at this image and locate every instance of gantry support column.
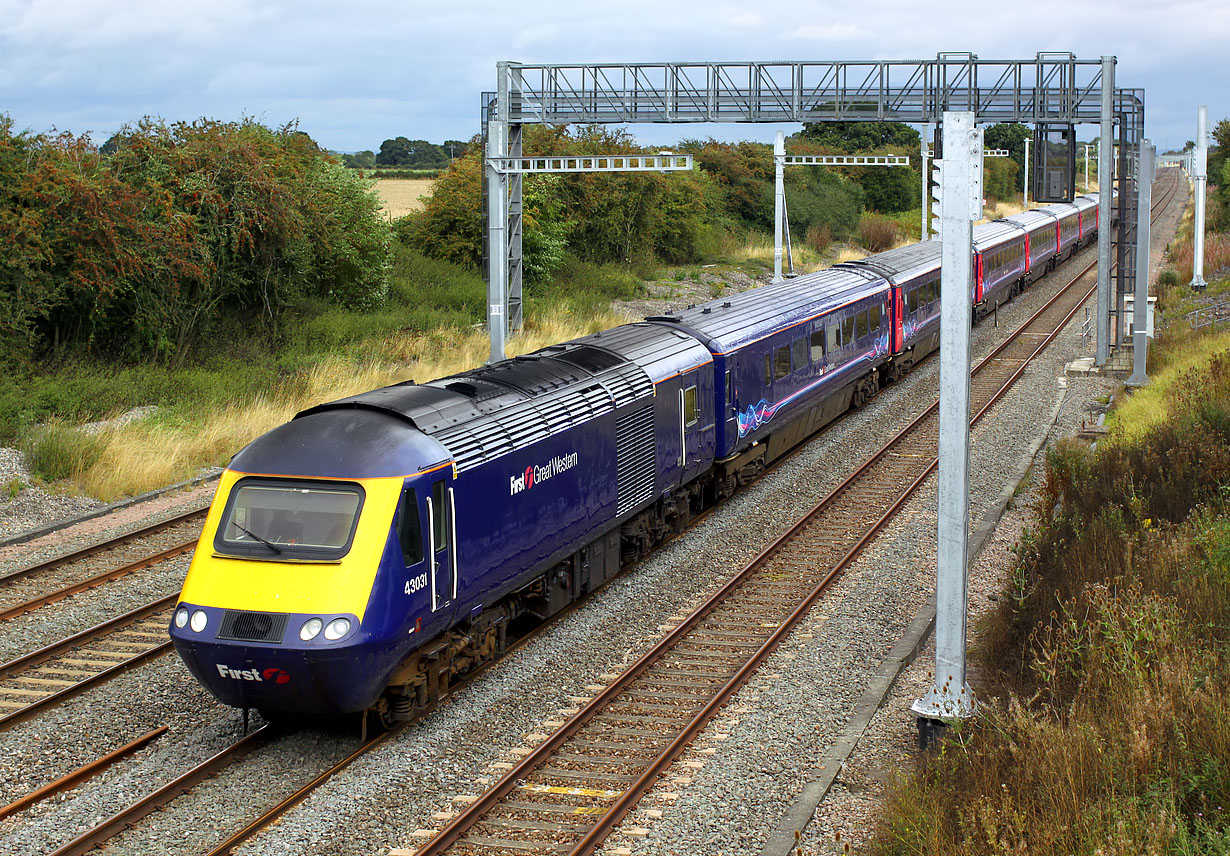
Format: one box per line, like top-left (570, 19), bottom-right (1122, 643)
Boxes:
top-left (485, 104), bottom-right (509, 364)
top-left (774, 130), bottom-right (785, 283)
top-left (1096, 56), bottom-right (1115, 366)
top-left (1127, 141), bottom-right (1154, 387)
top-left (1192, 105), bottom-right (1209, 290)
top-left (912, 111), bottom-right (980, 747)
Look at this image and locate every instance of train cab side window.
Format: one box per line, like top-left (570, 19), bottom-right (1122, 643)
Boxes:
top-left (725, 370), bottom-right (732, 405)
top-left (791, 337), bottom-right (808, 372)
top-left (869, 304), bottom-right (881, 330)
top-left (774, 346), bottom-right (791, 380)
top-left (810, 329), bottom-right (825, 361)
top-left (826, 323), bottom-right (839, 353)
top-left (683, 385), bottom-right (699, 426)
top-left (398, 488), bottom-right (424, 566)
top-left (764, 352), bottom-right (772, 385)
top-left (432, 480), bottom-right (447, 553)
top-left (841, 317), bottom-right (854, 348)
top-left (856, 311), bottom-right (868, 340)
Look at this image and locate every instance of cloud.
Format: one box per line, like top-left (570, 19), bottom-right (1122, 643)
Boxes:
top-left (789, 23), bottom-right (864, 41)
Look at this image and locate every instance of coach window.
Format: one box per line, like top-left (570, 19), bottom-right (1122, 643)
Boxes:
top-left (398, 487), bottom-right (423, 566)
top-left (826, 322), bottom-right (839, 353)
top-left (791, 337), bottom-right (808, 372)
top-left (810, 329), bottom-right (825, 361)
top-left (907, 287), bottom-right (918, 313)
top-left (725, 369), bottom-right (732, 405)
top-left (856, 311), bottom-right (868, 340)
top-left (869, 304), bottom-right (881, 331)
top-left (683, 385), bottom-right (699, 427)
top-left (764, 352), bottom-right (772, 385)
top-left (774, 346), bottom-right (791, 380)
top-left (841, 317), bottom-right (854, 348)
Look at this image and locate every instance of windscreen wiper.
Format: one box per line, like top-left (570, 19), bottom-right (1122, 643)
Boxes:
top-left (231, 522), bottom-right (283, 554)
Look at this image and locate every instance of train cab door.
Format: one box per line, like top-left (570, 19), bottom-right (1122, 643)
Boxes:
top-left (424, 476), bottom-right (457, 613)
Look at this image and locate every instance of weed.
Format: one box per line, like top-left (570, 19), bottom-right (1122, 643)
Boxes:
top-left (3, 477), bottom-right (22, 501)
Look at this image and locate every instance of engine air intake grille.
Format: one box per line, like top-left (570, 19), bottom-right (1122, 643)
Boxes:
top-left (218, 611), bottom-right (288, 643)
top-left (615, 405), bottom-right (656, 516)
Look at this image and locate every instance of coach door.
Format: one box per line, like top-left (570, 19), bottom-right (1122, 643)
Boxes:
top-left (425, 477), bottom-right (457, 612)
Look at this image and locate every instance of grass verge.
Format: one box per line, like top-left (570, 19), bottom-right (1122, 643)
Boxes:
top-left (868, 334), bottom-right (1230, 853)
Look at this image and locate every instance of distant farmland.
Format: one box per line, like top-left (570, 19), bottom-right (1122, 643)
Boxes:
top-left (374, 178), bottom-right (434, 218)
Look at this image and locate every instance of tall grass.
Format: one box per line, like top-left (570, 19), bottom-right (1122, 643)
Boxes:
top-left (869, 347), bottom-right (1230, 855)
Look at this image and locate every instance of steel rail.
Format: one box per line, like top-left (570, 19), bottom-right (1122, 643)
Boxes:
top-left (0, 596), bottom-right (177, 731)
top-left (412, 173), bottom-right (1183, 856)
top-left (0, 726), bottom-right (168, 820)
top-left (0, 507), bottom-right (205, 588)
top-left (46, 726), bottom-right (275, 856)
top-left (0, 541), bottom-right (196, 621)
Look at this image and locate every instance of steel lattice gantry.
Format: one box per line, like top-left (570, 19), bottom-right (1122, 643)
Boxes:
top-left (484, 54), bottom-right (1145, 364)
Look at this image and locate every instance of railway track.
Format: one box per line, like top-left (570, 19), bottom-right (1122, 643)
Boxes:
top-left (402, 171), bottom-right (1183, 856)
top-left (0, 596), bottom-right (176, 731)
top-left (0, 507), bottom-right (205, 621)
top-left (9, 173), bottom-right (1181, 855)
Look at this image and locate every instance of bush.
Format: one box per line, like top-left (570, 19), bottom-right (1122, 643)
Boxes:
top-left (805, 224), bottom-right (833, 254)
top-left (857, 214), bottom-right (903, 252)
top-left (0, 115), bottom-right (392, 365)
top-left (24, 422), bottom-right (108, 483)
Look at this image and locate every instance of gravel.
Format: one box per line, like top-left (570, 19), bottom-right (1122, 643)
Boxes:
top-left (0, 199), bottom-right (1179, 855)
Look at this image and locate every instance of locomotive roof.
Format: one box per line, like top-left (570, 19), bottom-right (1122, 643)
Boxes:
top-left (839, 241), bottom-right (939, 284)
top-left (295, 340), bottom-right (661, 473)
top-left (559, 322), bottom-right (714, 385)
top-left (654, 267), bottom-right (890, 354)
top-left (228, 408), bottom-right (453, 480)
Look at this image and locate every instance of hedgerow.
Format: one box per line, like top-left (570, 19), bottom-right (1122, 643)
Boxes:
top-left (0, 115), bottom-right (391, 364)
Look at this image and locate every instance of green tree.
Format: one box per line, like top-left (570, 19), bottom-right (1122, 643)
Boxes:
top-left (342, 150), bottom-right (376, 169)
top-left (376, 137), bottom-right (448, 168)
top-left (797, 121), bottom-right (919, 151)
top-left (983, 123), bottom-right (1032, 176)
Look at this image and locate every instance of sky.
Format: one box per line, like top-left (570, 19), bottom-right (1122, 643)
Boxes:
top-left (1, 0), bottom-right (1226, 155)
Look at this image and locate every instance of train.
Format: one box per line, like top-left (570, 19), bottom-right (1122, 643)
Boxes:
top-left (169, 193), bottom-right (1105, 724)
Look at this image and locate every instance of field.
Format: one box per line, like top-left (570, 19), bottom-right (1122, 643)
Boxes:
top-left (374, 178), bottom-right (435, 218)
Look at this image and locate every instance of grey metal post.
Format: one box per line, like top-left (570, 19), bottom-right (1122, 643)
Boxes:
top-left (1023, 135), bottom-right (1030, 210)
top-left (1127, 142), bottom-right (1154, 387)
top-left (1096, 56), bottom-right (1115, 366)
top-left (508, 64), bottom-right (524, 333)
top-left (486, 65), bottom-right (511, 364)
top-left (921, 123), bottom-right (931, 240)
top-left (774, 130), bottom-right (785, 283)
top-left (1084, 143), bottom-right (1091, 191)
top-left (912, 110), bottom-right (979, 742)
top-left (1115, 116), bottom-right (1130, 347)
top-left (1192, 105), bottom-right (1209, 290)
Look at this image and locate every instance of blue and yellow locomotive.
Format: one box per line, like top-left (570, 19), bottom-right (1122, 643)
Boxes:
top-left (170, 194), bottom-right (1104, 722)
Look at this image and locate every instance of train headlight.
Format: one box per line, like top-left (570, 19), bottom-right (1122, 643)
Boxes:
top-left (299, 617), bottom-right (323, 641)
top-left (323, 617), bottom-right (351, 641)
top-left (190, 610), bottom-right (208, 633)
top-left (174, 607), bottom-right (189, 629)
